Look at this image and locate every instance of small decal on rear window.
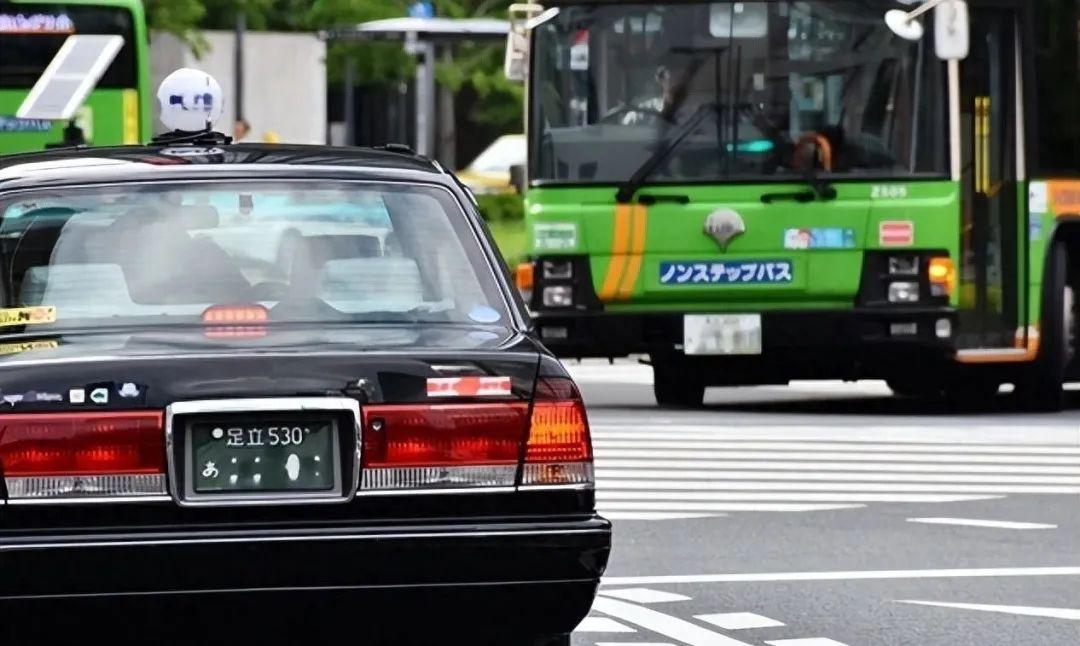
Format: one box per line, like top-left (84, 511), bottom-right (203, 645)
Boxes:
top-left (533, 222), bottom-right (579, 251)
top-left (0, 306), bottom-right (56, 327)
top-left (427, 376), bottom-right (512, 398)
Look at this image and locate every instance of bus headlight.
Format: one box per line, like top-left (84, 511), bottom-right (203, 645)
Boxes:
top-left (542, 260), bottom-right (574, 280)
top-left (888, 256), bottom-right (920, 276)
top-left (888, 281), bottom-right (920, 303)
top-left (543, 285), bottom-right (574, 308)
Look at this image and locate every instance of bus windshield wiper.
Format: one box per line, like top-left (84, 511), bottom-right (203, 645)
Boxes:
top-left (761, 158), bottom-right (838, 204)
top-left (615, 102), bottom-right (719, 204)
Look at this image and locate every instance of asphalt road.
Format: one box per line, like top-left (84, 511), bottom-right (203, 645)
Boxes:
top-left (566, 361), bottom-right (1080, 646)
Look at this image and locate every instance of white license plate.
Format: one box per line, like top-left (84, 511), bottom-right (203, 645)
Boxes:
top-left (684, 314), bottom-right (762, 356)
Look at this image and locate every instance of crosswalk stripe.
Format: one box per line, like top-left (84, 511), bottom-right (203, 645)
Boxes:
top-left (596, 492), bottom-right (1000, 503)
top-left (596, 469), bottom-right (1080, 484)
top-left (589, 427), bottom-right (1078, 443)
top-left (595, 459), bottom-right (1080, 474)
top-left (593, 449), bottom-right (1080, 464)
top-left (595, 480), bottom-right (1080, 493)
top-left (591, 439), bottom-right (1080, 454)
top-left (598, 502), bottom-right (865, 512)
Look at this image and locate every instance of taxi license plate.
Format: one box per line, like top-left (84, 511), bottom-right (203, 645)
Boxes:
top-left (189, 419), bottom-right (337, 493)
top-left (684, 314), bottom-right (762, 356)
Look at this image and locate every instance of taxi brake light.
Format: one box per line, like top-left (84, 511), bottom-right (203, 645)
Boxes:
top-left (0, 411), bottom-right (166, 499)
top-left (202, 304), bottom-right (269, 338)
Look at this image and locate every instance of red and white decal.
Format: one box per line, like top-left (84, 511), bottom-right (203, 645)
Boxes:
top-left (879, 220), bottom-right (915, 247)
top-left (427, 376), bottom-right (513, 398)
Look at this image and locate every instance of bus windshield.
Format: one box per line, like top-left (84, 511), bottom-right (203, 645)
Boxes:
top-left (0, 2), bottom-right (137, 88)
top-left (531, 1), bottom-right (948, 185)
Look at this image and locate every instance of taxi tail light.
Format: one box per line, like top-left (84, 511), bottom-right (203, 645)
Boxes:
top-left (521, 377), bottom-right (593, 487)
top-left (0, 412), bottom-right (166, 499)
top-left (928, 257), bottom-right (956, 297)
top-left (360, 403), bottom-right (529, 491)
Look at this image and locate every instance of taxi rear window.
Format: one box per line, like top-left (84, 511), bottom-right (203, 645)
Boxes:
top-left (0, 181), bottom-right (511, 330)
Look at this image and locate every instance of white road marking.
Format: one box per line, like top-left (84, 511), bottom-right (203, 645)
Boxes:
top-left (591, 597), bottom-right (755, 646)
top-left (598, 480), bottom-right (1080, 493)
top-left (906, 517), bottom-right (1059, 530)
top-left (596, 459), bottom-right (1080, 474)
top-left (592, 439), bottom-right (1080, 455)
top-left (696, 612), bottom-right (785, 630)
top-left (600, 588), bottom-right (692, 603)
top-left (766, 639), bottom-right (851, 646)
top-left (574, 617), bottom-right (637, 633)
top-left (596, 469), bottom-right (1080, 484)
top-left (897, 600), bottom-right (1080, 620)
top-left (594, 450), bottom-right (1080, 466)
top-left (599, 502), bottom-right (865, 513)
top-left (590, 425), bottom-right (1079, 444)
top-left (597, 492), bottom-right (1001, 503)
top-left (603, 512), bottom-right (722, 521)
top-left (601, 566), bottom-right (1080, 586)
top-left (595, 643), bottom-right (676, 646)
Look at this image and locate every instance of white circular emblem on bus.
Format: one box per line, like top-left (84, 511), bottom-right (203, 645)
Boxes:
top-left (157, 68), bottom-right (224, 132)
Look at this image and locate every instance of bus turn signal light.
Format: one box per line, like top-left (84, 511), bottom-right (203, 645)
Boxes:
top-left (928, 257), bottom-right (956, 297)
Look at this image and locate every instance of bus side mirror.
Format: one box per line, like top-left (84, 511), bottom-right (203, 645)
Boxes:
top-left (885, 0), bottom-right (969, 61)
top-left (509, 164), bottom-right (526, 194)
top-left (934, 0), bottom-right (969, 61)
top-left (504, 4), bottom-right (544, 82)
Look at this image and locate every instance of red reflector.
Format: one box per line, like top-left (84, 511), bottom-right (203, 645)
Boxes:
top-left (362, 403), bottom-right (529, 467)
top-left (525, 377), bottom-right (591, 464)
top-left (0, 411), bottom-right (165, 476)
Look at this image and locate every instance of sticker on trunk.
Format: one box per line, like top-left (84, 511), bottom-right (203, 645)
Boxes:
top-left (660, 260), bottom-right (793, 285)
top-left (879, 221), bottom-right (915, 247)
top-left (0, 306), bottom-right (56, 327)
top-left (427, 376), bottom-right (513, 398)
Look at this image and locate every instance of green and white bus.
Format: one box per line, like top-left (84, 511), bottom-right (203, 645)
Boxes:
top-left (506, 0), bottom-right (1080, 409)
top-left (0, 0), bottom-right (151, 153)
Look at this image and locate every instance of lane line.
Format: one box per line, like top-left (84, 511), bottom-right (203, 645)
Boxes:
top-left (896, 600), bottom-right (1080, 620)
top-left (574, 617), bottom-right (637, 633)
top-left (595, 459), bottom-right (1080, 474)
top-left (695, 613), bottom-right (785, 630)
top-left (589, 427), bottom-right (1080, 444)
top-left (906, 517), bottom-right (1059, 530)
top-left (595, 492), bottom-right (1002, 503)
top-left (593, 480), bottom-right (1080, 493)
top-left (602, 512), bottom-right (722, 521)
top-left (598, 502), bottom-right (865, 512)
top-left (593, 450), bottom-right (1080, 465)
top-left (599, 588), bottom-right (692, 603)
top-left (765, 639), bottom-right (850, 646)
top-left (600, 566), bottom-right (1080, 586)
top-left (596, 469), bottom-right (1080, 484)
top-left (591, 597), bottom-right (755, 646)
top-left (591, 440), bottom-right (1080, 454)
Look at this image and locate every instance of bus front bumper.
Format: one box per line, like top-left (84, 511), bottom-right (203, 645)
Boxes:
top-left (532, 308), bottom-right (957, 380)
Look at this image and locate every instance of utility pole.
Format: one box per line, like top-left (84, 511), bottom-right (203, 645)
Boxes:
top-left (234, 7), bottom-right (246, 125)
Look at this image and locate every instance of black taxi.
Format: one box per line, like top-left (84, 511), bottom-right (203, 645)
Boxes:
top-left (0, 131), bottom-right (609, 641)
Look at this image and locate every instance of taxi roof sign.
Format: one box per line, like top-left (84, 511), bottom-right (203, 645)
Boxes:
top-left (157, 68), bottom-right (224, 133)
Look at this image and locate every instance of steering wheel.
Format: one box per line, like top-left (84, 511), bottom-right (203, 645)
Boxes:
top-left (792, 132), bottom-right (834, 172)
top-left (600, 105), bottom-right (670, 125)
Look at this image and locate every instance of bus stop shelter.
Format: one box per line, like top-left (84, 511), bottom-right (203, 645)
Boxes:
top-left (322, 17), bottom-right (509, 158)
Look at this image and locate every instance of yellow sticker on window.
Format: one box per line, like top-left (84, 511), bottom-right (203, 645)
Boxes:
top-left (0, 339), bottom-right (59, 355)
top-left (0, 306), bottom-right (56, 327)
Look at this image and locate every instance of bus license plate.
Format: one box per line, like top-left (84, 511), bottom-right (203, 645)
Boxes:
top-left (684, 314), bottom-right (762, 356)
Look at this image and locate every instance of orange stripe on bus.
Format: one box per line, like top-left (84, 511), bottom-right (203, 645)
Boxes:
top-left (618, 204), bottom-right (649, 299)
top-left (599, 203), bottom-right (633, 301)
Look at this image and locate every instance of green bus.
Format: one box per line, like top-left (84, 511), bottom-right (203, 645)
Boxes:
top-left (0, 0), bottom-right (150, 153)
top-left (507, 0), bottom-right (1080, 409)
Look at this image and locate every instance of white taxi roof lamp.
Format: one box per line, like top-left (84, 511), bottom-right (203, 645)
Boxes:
top-left (885, 0), bottom-right (969, 61)
top-left (157, 68), bottom-right (224, 133)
